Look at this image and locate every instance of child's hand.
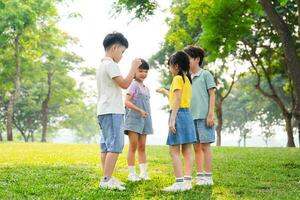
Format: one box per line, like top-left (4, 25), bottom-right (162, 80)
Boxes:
top-left (156, 88), bottom-right (166, 94)
top-left (139, 110), bottom-right (148, 118)
top-left (206, 114), bottom-right (214, 127)
top-left (132, 58), bottom-right (142, 70)
top-left (169, 118), bottom-right (176, 134)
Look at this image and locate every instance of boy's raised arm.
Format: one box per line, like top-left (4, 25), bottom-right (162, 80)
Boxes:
top-left (113, 58), bottom-right (141, 89)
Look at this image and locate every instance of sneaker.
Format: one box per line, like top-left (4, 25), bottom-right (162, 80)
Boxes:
top-left (139, 172), bottom-right (150, 180)
top-left (184, 181), bottom-right (192, 190)
top-left (112, 177), bottom-right (125, 186)
top-left (162, 182), bottom-right (191, 192)
top-left (128, 173), bottom-right (141, 182)
top-left (99, 178), bottom-right (125, 191)
top-left (195, 176), bottom-right (214, 186)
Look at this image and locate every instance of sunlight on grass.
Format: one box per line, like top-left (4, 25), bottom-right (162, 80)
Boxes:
top-left (1, 143), bottom-right (300, 199)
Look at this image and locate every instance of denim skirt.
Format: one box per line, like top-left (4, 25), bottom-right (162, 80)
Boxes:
top-left (166, 108), bottom-right (197, 145)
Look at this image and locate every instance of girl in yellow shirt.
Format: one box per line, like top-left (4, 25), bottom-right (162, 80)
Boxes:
top-left (157, 51), bottom-right (197, 192)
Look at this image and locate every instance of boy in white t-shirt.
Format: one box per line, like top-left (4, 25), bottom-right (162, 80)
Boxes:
top-left (97, 32), bottom-right (141, 190)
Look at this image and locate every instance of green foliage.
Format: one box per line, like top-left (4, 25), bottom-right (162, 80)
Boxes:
top-left (112, 0), bottom-right (158, 20)
top-left (1, 144), bottom-right (300, 199)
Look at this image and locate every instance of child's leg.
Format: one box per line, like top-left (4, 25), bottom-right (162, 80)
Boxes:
top-left (137, 135), bottom-right (147, 164)
top-left (127, 131), bottom-right (139, 166)
top-left (194, 143), bottom-right (204, 173)
top-left (169, 145), bottom-right (183, 178)
top-left (103, 152), bottom-right (119, 177)
top-left (181, 144), bottom-right (193, 176)
top-left (201, 143), bottom-right (212, 172)
top-left (101, 153), bottom-right (107, 171)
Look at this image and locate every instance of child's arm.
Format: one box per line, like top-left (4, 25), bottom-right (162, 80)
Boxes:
top-left (156, 88), bottom-right (169, 98)
top-left (169, 89), bottom-right (181, 134)
top-left (125, 95), bottom-right (148, 118)
top-left (207, 88), bottom-right (216, 127)
top-left (113, 58), bottom-right (141, 89)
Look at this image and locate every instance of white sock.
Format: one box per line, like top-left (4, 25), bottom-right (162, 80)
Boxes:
top-left (205, 172), bottom-right (212, 178)
top-left (176, 177), bottom-right (184, 183)
top-left (139, 163), bottom-right (147, 174)
top-left (184, 176), bottom-right (192, 182)
top-left (128, 166), bottom-right (136, 174)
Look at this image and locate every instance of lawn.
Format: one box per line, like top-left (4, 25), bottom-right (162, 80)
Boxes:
top-left (0, 143), bottom-right (300, 199)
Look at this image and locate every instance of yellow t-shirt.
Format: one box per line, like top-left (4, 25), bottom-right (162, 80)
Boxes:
top-left (169, 75), bottom-right (192, 109)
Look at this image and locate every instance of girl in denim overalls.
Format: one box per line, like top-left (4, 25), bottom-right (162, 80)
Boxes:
top-left (124, 59), bottom-right (153, 182)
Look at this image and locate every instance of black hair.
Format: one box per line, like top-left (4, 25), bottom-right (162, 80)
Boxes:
top-left (183, 45), bottom-right (206, 66)
top-left (103, 32), bottom-right (129, 50)
top-left (168, 51), bottom-right (192, 84)
top-left (139, 59), bottom-right (149, 70)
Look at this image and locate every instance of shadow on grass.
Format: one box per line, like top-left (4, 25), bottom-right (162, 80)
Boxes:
top-left (0, 165), bottom-right (214, 199)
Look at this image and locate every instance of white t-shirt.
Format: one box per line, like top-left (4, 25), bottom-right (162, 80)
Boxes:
top-left (96, 57), bottom-right (124, 115)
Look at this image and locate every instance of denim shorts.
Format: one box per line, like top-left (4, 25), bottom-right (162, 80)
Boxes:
top-left (97, 114), bottom-right (124, 153)
top-left (194, 119), bottom-right (215, 144)
top-left (166, 108), bottom-right (197, 145)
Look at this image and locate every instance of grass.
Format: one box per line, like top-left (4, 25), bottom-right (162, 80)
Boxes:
top-left (0, 143), bottom-right (300, 199)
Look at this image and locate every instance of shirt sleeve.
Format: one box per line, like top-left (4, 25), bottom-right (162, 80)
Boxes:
top-left (106, 62), bottom-right (121, 78)
top-left (205, 71), bottom-right (216, 90)
top-left (127, 82), bottom-right (139, 98)
top-left (172, 76), bottom-right (184, 92)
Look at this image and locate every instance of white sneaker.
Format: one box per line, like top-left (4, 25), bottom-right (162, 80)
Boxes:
top-left (162, 182), bottom-right (191, 192)
top-left (184, 181), bottom-right (192, 190)
top-left (139, 172), bottom-right (150, 180)
top-left (111, 177), bottom-right (125, 186)
top-left (195, 176), bottom-right (214, 186)
top-left (99, 178), bottom-right (125, 191)
top-left (128, 173), bottom-right (141, 182)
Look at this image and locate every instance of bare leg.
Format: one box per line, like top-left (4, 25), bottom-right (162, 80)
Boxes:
top-left (181, 144), bottom-right (193, 176)
top-left (103, 152), bottom-right (119, 177)
top-left (127, 131), bottom-right (139, 166)
top-left (101, 152), bottom-right (107, 171)
top-left (137, 135), bottom-right (147, 164)
top-left (169, 145), bottom-right (182, 178)
top-left (194, 143), bottom-right (204, 173)
top-left (201, 143), bottom-right (212, 172)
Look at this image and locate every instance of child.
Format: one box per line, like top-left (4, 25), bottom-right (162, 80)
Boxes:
top-left (97, 32), bottom-right (141, 190)
top-left (124, 59), bottom-right (153, 182)
top-left (157, 51), bottom-right (197, 192)
top-left (184, 45), bottom-right (216, 185)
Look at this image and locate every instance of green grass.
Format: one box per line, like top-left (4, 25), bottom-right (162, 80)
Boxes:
top-left (0, 144), bottom-right (300, 199)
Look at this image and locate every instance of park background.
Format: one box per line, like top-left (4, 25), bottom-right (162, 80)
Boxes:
top-left (1, 0), bottom-right (300, 199)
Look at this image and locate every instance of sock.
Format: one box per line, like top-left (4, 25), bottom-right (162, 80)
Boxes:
top-left (102, 176), bottom-right (111, 182)
top-left (139, 163), bottom-right (147, 174)
top-left (205, 172), bottom-right (212, 178)
top-left (176, 177), bottom-right (184, 183)
top-left (128, 166), bottom-right (136, 174)
top-left (184, 176), bottom-right (192, 182)
top-left (197, 172), bottom-right (206, 177)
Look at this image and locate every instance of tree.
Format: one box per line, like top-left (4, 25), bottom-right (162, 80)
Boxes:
top-left (259, 0), bottom-right (300, 130)
top-left (0, 0), bottom-right (59, 141)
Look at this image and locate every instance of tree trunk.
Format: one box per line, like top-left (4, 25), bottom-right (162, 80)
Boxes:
top-left (6, 95), bottom-right (14, 141)
top-left (0, 132), bottom-right (2, 141)
top-left (216, 101), bottom-right (223, 146)
top-left (6, 35), bottom-right (21, 141)
top-left (259, 0), bottom-right (300, 124)
top-left (41, 72), bottom-right (52, 142)
top-left (283, 113), bottom-right (294, 147)
top-left (243, 135), bottom-right (246, 147)
top-left (31, 132), bottom-right (34, 142)
top-left (298, 122), bottom-right (300, 147)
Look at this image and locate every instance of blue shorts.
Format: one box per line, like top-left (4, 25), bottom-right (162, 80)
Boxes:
top-left (166, 108), bottom-right (197, 146)
top-left (97, 114), bottom-right (124, 153)
top-left (194, 119), bottom-right (215, 144)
